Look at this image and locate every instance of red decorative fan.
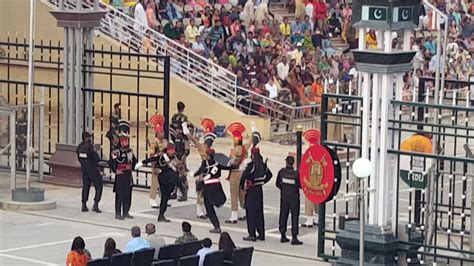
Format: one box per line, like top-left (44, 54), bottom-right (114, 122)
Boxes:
top-left (201, 118), bottom-right (216, 133)
top-left (227, 122), bottom-right (246, 138)
top-left (303, 129), bottom-right (321, 145)
top-left (149, 114), bottom-right (165, 128)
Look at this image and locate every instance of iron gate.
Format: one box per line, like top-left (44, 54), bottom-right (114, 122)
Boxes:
top-left (0, 38), bottom-right (170, 188)
top-left (318, 90), bottom-right (474, 264)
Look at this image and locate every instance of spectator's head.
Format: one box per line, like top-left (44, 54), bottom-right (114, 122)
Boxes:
top-left (145, 223), bottom-right (156, 235)
top-left (304, 15), bottom-right (310, 23)
top-left (71, 236), bottom-right (86, 252)
top-left (182, 221), bottom-right (192, 233)
top-left (202, 238), bottom-right (212, 248)
top-left (218, 232), bottom-right (236, 252)
top-left (104, 238), bottom-right (117, 254)
top-left (177, 101), bottom-right (185, 112)
top-left (190, 18), bottom-right (195, 26)
top-left (131, 226), bottom-right (141, 238)
top-left (196, 34), bottom-right (201, 43)
top-left (295, 17), bottom-right (301, 23)
top-left (176, 20), bottom-right (183, 28)
top-left (283, 17), bottom-right (288, 24)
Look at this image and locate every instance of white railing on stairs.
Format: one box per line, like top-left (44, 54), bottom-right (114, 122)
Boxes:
top-left (46, 0), bottom-right (321, 134)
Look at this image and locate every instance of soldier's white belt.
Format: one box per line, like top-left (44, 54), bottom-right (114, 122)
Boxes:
top-left (254, 176), bottom-right (265, 181)
top-left (79, 153), bottom-right (88, 159)
top-left (282, 178), bottom-right (296, 185)
top-left (204, 179), bottom-right (220, 185)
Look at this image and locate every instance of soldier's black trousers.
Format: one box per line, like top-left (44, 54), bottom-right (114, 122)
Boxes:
top-left (203, 192), bottom-right (220, 229)
top-left (279, 196), bottom-right (300, 237)
top-left (115, 173), bottom-right (132, 216)
top-left (245, 186), bottom-right (265, 238)
top-left (158, 169), bottom-right (184, 217)
top-left (82, 172), bottom-right (103, 204)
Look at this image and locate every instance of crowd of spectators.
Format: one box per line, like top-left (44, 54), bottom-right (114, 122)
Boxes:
top-left (129, 0), bottom-right (473, 111)
top-left (65, 221), bottom-right (239, 266)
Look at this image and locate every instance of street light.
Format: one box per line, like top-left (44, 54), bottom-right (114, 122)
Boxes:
top-left (352, 158), bottom-right (372, 266)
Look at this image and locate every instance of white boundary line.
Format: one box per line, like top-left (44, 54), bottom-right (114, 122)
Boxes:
top-left (0, 253), bottom-right (57, 265)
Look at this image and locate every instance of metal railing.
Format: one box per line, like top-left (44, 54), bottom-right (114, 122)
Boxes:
top-left (44, 0), bottom-right (322, 135)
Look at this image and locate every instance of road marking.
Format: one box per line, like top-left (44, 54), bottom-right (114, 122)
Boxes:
top-left (35, 223), bottom-right (51, 227)
top-left (0, 234), bottom-right (110, 253)
top-left (0, 253), bottom-right (57, 265)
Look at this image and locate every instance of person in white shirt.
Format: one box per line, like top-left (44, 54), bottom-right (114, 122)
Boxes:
top-left (276, 56), bottom-right (289, 81)
top-left (196, 238), bottom-right (214, 266)
top-left (144, 223), bottom-right (165, 260)
top-left (192, 35), bottom-right (205, 55)
top-left (265, 78), bottom-right (278, 99)
top-left (133, 1), bottom-right (148, 37)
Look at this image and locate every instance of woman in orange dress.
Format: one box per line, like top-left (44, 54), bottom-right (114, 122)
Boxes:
top-left (66, 237), bottom-right (91, 266)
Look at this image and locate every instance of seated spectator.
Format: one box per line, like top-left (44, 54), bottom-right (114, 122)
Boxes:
top-left (197, 238), bottom-right (214, 266)
top-left (218, 232), bottom-right (236, 261)
top-left (280, 17), bottom-right (291, 38)
top-left (66, 236), bottom-right (91, 266)
top-left (175, 221), bottom-right (198, 244)
top-left (166, 0), bottom-right (183, 21)
top-left (144, 223), bottom-right (166, 259)
top-left (185, 18), bottom-right (200, 43)
top-left (192, 35), bottom-right (206, 55)
top-left (125, 226), bottom-right (151, 253)
top-left (365, 29), bottom-right (377, 49)
top-left (264, 77), bottom-right (278, 99)
top-left (103, 238), bottom-right (121, 258)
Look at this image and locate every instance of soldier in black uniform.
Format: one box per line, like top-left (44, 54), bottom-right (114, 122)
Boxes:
top-left (76, 132), bottom-right (103, 213)
top-left (194, 148), bottom-right (234, 234)
top-left (276, 156), bottom-right (303, 245)
top-left (135, 144), bottom-right (185, 222)
top-left (241, 147), bottom-right (273, 242)
top-left (109, 122), bottom-right (137, 220)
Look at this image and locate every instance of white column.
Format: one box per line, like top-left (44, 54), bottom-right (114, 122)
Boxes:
top-left (378, 73), bottom-right (393, 226)
top-left (10, 111), bottom-right (16, 190)
top-left (369, 73), bottom-right (380, 224)
top-left (361, 72), bottom-right (371, 159)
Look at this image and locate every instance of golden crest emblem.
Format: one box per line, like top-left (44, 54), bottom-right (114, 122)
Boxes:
top-left (304, 153), bottom-right (329, 195)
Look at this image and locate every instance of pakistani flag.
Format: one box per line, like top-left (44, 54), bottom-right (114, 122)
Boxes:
top-left (368, 7), bottom-right (387, 21)
top-left (398, 7), bottom-right (412, 22)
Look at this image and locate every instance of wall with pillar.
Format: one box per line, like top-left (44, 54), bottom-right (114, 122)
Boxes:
top-left (0, 0), bottom-right (271, 139)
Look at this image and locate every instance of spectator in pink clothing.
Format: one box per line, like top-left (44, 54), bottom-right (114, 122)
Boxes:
top-left (314, 0), bottom-right (327, 32)
top-left (146, 2), bottom-right (159, 30)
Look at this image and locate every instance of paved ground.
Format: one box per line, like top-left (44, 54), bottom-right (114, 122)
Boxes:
top-left (0, 151), bottom-right (328, 266)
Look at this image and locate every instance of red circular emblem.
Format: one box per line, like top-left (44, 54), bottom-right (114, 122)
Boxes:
top-left (299, 144), bottom-right (336, 204)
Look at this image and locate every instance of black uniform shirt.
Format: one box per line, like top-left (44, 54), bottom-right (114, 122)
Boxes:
top-left (276, 167), bottom-right (300, 197)
top-left (77, 141), bottom-right (100, 175)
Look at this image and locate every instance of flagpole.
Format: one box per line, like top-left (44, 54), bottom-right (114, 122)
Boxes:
top-left (26, 0), bottom-right (37, 190)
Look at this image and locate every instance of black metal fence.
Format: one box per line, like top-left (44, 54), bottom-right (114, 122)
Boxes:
top-left (0, 39), bottom-right (170, 188)
top-left (318, 92), bottom-right (474, 264)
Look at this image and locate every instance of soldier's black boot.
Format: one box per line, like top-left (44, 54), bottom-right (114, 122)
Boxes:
top-left (92, 201), bottom-right (102, 213)
top-left (291, 237), bottom-right (303, 245)
top-left (81, 202), bottom-right (89, 212)
top-left (280, 234), bottom-right (290, 243)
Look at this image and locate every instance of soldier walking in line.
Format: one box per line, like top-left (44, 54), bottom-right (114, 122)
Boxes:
top-left (109, 120), bottom-right (137, 220)
top-left (184, 119), bottom-right (217, 219)
top-left (77, 132), bottom-right (103, 213)
top-left (241, 147), bottom-right (273, 242)
top-left (148, 115), bottom-right (168, 208)
top-left (16, 109), bottom-right (27, 169)
top-left (276, 156), bottom-right (303, 245)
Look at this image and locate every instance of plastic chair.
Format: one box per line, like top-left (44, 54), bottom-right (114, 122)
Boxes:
top-left (110, 252), bottom-right (133, 266)
top-left (203, 250), bottom-right (225, 266)
top-left (177, 255), bottom-right (199, 266)
top-left (224, 3), bottom-right (232, 10)
top-left (231, 247), bottom-right (254, 266)
top-left (133, 248), bottom-right (155, 266)
top-left (157, 243), bottom-right (182, 261)
top-left (87, 257), bottom-right (110, 266)
top-left (181, 241), bottom-right (202, 256)
top-left (152, 259), bottom-right (176, 266)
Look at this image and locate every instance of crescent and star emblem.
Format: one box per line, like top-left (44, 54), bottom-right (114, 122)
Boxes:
top-left (374, 9), bottom-right (383, 19)
top-left (402, 9), bottom-right (409, 20)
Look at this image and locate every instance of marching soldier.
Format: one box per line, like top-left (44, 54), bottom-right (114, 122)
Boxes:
top-left (16, 109), bottom-right (27, 169)
top-left (302, 199), bottom-right (318, 227)
top-left (226, 122), bottom-right (252, 224)
top-left (183, 119), bottom-right (217, 219)
top-left (148, 115), bottom-right (168, 208)
top-left (194, 148), bottom-right (234, 234)
top-left (106, 103), bottom-right (121, 151)
top-left (172, 126), bottom-right (190, 201)
top-left (276, 156), bottom-right (303, 245)
top-left (77, 132), bottom-right (103, 213)
top-left (241, 147), bottom-right (273, 242)
top-left (170, 101), bottom-right (188, 143)
top-left (135, 144), bottom-right (185, 222)
top-left (109, 120), bottom-right (137, 220)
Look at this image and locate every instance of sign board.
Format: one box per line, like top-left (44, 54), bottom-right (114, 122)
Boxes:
top-left (399, 135), bottom-right (433, 189)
